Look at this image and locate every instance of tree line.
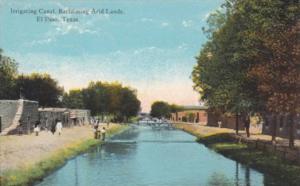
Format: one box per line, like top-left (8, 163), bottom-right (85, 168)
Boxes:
top-left (0, 49), bottom-right (141, 121)
top-left (150, 101), bottom-right (183, 119)
top-left (63, 82), bottom-right (141, 122)
top-left (192, 0), bottom-right (299, 147)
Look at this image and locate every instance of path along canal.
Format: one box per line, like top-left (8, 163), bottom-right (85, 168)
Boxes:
top-left (36, 125), bottom-right (285, 186)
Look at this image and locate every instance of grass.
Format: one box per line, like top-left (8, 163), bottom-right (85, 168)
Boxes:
top-left (0, 125), bottom-right (128, 186)
top-left (197, 133), bottom-right (300, 186)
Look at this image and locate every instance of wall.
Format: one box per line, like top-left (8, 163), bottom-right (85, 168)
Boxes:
top-left (39, 108), bottom-right (71, 129)
top-left (70, 109), bottom-right (91, 126)
top-left (16, 100), bottom-right (39, 133)
top-left (0, 100), bottom-right (39, 134)
top-left (170, 110), bottom-right (207, 125)
top-left (0, 100), bottom-right (18, 132)
top-left (207, 112), bottom-right (245, 130)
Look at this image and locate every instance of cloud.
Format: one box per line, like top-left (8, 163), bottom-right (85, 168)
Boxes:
top-left (161, 22), bottom-right (169, 27)
top-left (139, 18), bottom-right (171, 28)
top-left (140, 18), bottom-right (153, 22)
top-left (177, 43), bottom-right (188, 50)
top-left (182, 20), bottom-right (194, 28)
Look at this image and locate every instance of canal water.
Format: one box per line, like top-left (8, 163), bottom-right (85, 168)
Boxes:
top-left (36, 125), bottom-right (283, 186)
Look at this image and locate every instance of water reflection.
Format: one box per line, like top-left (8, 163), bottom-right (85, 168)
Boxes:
top-left (37, 125), bottom-right (287, 186)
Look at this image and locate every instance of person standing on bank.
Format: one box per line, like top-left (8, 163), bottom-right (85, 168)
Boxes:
top-left (51, 120), bottom-right (56, 135)
top-left (244, 114), bottom-right (250, 138)
top-left (101, 127), bottom-right (106, 141)
top-left (56, 119), bottom-right (63, 136)
top-left (93, 121), bottom-right (100, 139)
top-left (34, 121), bottom-right (40, 136)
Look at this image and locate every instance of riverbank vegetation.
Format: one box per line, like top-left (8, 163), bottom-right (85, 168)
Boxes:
top-left (0, 125), bottom-right (128, 186)
top-left (192, 0), bottom-right (299, 147)
top-left (197, 133), bottom-right (300, 186)
top-left (175, 123), bottom-right (300, 185)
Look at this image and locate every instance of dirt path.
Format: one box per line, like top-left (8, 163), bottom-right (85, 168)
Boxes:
top-left (0, 124), bottom-right (119, 173)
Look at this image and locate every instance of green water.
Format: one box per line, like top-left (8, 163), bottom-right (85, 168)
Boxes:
top-left (36, 125), bottom-right (285, 186)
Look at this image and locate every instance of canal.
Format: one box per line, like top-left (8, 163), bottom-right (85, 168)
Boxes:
top-left (36, 125), bottom-right (283, 186)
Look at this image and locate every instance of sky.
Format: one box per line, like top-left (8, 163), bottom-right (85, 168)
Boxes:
top-left (0, 0), bottom-right (224, 112)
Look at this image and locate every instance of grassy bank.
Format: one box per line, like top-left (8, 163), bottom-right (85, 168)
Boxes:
top-left (198, 133), bottom-right (300, 185)
top-left (173, 124), bottom-right (300, 185)
top-left (0, 125), bottom-right (128, 186)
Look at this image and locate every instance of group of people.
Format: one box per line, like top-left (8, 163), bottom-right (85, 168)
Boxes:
top-left (33, 119), bottom-right (63, 136)
top-left (92, 119), bottom-right (106, 141)
top-left (27, 117), bottom-right (107, 141)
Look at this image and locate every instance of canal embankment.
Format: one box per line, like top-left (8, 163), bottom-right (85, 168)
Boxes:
top-left (174, 123), bottom-right (300, 186)
top-left (0, 124), bottom-right (128, 186)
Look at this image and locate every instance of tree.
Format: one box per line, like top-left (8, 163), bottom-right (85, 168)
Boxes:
top-left (0, 49), bottom-right (18, 99)
top-left (192, 0), bottom-right (299, 143)
top-left (81, 81), bottom-right (141, 121)
top-left (16, 73), bottom-right (64, 107)
top-left (244, 1), bottom-right (300, 147)
top-left (82, 81), bottom-right (111, 116)
top-left (119, 87), bottom-right (141, 121)
top-left (62, 89), bottom-right (84, 109)
top-left (192, 2), bottom-right (263, 135)
top-left (150, 101), bottom-right (171, 119)
top-left (169, 104), bottom-right (184, 113)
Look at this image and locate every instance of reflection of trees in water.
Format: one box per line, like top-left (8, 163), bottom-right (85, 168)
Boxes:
top-left (206, 172), bottom-right (234, 186)
top-left (74, 157), bottom-right (79, 186)
top-left (102, 142), bottom-right (137, 155)
top-left (263, 172), bottom-right (288, 186)
top-left (86, 142), bottom-right (137, 164)
top-left (85, 127), bottom-right (139, 164)
top-left (110, 126), bottom-right (140, 140)
top-left (243, 164), bottom-right (250, 186)
top-left (206, 162), bottom-right (252, 186)
top-left (235, 161), bottom-right (239, 186)
top-left (207, 161), bottom-right (290, 186)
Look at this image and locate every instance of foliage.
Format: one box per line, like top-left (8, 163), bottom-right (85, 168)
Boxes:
top-left (150, 101), bottom-right (171, 118)
top-left (0, 50), bottom-right (140, 121)
top-left (192, 0), bottom-right (299, 145)
top-left (16, 73), bottom-right (64, 107)
top-left (192, 1), bottom-right (263, 115)
top-left (169, 104), bottom-right (184, 113)
top-left (244, 1), bottom-right (300, 115)
top-left (0, 49), bottom-right (18, 99)
top-left (62, 89), bottom-right (84, 109)
top-left (198, 133), bottom-right (300, 186)
top-left (64, 81), bottom-right (141, 121)
top-left (150, 101), bottom-right (183, 119)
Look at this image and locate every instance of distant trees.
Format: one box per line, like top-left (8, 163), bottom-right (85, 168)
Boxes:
top-left (192, 0), bottom-right (299, 147)
top-left (0, 50), bottom-right (141, 122)
top-left (118, 87), bottom-right (141, 121)
top-left (150, 101), bottom-right (183, 119)
top-left (62, 89), bottom-right (84, 109)
top-left (169, 104), bottom-right (184, 113)
top-left (0, 50), bottom-right (64, 106)
top-left (16, 73), bottom-right (64, 107)
top-left (63, 81), bottom-right (141, 122)
top-left (0, 49), bottom-right (18, 99)
top-left (150, 101), bottom-right (170, 119)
